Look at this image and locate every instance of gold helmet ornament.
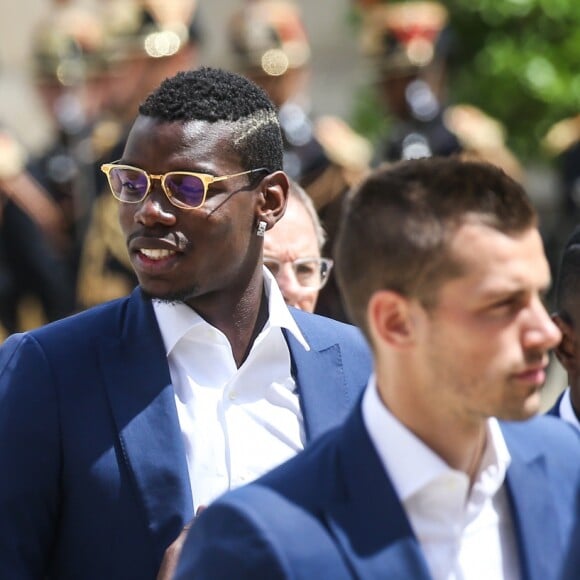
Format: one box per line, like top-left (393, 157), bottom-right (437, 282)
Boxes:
top-left (32, 2), bottom-right (107, 86)
top-left (102, 0), bottom-right (201, 60)
top-left (543, 115), bottom-right (580, 158)
top-left (356, 1), bottom-right (449, 76)
top-left (228, 0), bottom-right (311, 77)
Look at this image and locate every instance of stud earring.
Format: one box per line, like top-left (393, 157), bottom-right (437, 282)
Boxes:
top-left (256, 220), bottom-right (267, 237)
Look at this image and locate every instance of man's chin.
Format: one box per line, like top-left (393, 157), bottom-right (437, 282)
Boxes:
top-left (498, 391), bottom-right (543, 421)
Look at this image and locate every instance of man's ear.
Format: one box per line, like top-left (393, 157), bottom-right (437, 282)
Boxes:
top-left (367, 290), bottom-right (418, 350)
top-left (256, 171), bottom-right (289, 231)
top-left (552, 313), bottom-right (578, 373)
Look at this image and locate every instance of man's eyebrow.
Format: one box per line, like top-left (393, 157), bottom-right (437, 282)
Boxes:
top-left (478, 285), bottom-right (537, 303)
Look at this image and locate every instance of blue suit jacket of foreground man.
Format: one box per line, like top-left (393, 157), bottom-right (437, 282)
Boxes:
top-left (0, 288), bottom-right (371, 578)
top-left (175, 401), bottom-right (580, 580)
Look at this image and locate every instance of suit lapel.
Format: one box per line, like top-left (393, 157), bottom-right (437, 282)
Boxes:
top-left (284, 309), bottom-right (371, 440)
top-left (99, 291), bottom-right (193, 556)
top-left (503, 426), bottom-right (560, 580)
top-left (286, 329), bottom-right (352, 441)
top-left (325, 416), bottom-right (564, 580)
top-left (324, 406), bottom-right (431, 579)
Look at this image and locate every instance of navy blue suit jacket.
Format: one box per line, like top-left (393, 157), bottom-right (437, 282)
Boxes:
top-left (176, 401), bottom-right (580, 580)
top-left (0, 288), bottom-right (371, 579)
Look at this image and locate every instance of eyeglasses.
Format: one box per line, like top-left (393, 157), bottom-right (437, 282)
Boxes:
top-left (100, 162), bottom-right (269, 210)
top-left (264, 257), bottom-right (334, 290)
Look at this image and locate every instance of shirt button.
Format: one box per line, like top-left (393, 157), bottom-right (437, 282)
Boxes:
top-left (228, 392), bottom-right (237, 401)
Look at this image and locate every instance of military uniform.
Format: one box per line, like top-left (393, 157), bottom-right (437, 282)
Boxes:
top-left (354, 0), bottom-right (522, 182)
top-left (0, 126), bottom-right (72, 335)
top-left (542, 115), bottom-right (580, 286)
top-left (229, 1), bottom-right (372, 198)
top-left (0, 0), bottom-right (119, 333)
top-left (544, 115), bottom-right (580, 218)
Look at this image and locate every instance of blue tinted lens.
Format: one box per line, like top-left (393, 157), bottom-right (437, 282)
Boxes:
top-left (110, 167), bottom-right (148, 201)
top-left (165, 173), bottom-right (205, 208)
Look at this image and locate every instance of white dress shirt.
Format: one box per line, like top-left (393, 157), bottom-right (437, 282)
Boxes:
top-left (557, 387), bottom-right (580, 431)
top-left (153, 268), bottom-right (309, 512)
top-left (362, 376), bottom-right (521, 580)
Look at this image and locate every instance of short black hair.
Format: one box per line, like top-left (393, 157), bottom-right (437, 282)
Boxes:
top-left (139, 66), bottom-right (283, 172)
top-left (335, 157), bottom-right (537, 338)
top-left (554, 226), bottom-right (580, 325)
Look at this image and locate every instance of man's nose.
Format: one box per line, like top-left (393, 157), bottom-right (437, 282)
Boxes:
top-left (523, 297), bottom-right (562, 351)
top-left (134, 184), bottom-right (176, 226)
top-left (276, 264), bottom-right (306, 306)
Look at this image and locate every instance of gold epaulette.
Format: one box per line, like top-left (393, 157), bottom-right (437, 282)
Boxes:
top-left (0, 130), bottom-right (26, 180)
top-left (542, 115), bottom-right (580, 157)
top-left (444, 104), bottom-right (524, 183)
top-left (314, 116), bottom-right (372, 175)
top-left (91, 117), bottom-right (125, 159)
top-left (76, 193), bottom-right (134, 308)
top-left (306, 116), bottom-right (372, 210)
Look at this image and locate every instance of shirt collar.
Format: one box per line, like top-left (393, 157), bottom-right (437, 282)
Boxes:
top-left (362, 375), bottom-right (511, 501)
top-left (474, 415), bottom-right (511, 498)
top-left (152, 266), bottom-right (310, 356)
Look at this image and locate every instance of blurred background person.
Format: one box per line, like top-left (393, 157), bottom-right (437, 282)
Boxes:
top-left (549, 225), bottom-right (580, 430)
top-left (263, 179), bottom-right (333, 313)
top-left (359, 0), bottom-right (460, 161)
top-left (228, 0), bottom-right (371, 323)
top-left (228, 0), bottom-right (371, 204)
top-left (353, 0), bottom-right (522, 182)
top-left (0, 127), bottom-right (69, 335)
top-left (0, 0), bottom-right (109, 332)
top-left (29, 0), bottom-right (110, 241)
top-left (229, 0), bottom-right (332, 191)
top-left (542, 114), bottom-right (580, 281)
top-left (76, 0), bottom-right (204, 308)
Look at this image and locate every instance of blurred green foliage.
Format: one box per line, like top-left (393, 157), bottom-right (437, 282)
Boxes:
top-left (350, 0), bottom-right (580, 163)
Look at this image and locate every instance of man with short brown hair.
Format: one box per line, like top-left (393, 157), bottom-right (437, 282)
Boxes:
top-left (176, 157), bottom-right (579, 580)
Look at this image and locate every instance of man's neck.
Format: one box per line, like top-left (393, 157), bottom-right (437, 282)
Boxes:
top-left (186, 288), bottom-right (269, 369)
top-left (378, 381), bottom-right (488, 485)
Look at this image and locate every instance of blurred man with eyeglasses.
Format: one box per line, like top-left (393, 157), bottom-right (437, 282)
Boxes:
top-left (263, 180), bottom-right (333, 313)
top-left (0, 66), bottom-right (371, 580)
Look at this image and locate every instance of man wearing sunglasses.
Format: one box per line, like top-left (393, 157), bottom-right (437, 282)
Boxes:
top-left (0, 67), bottom-right (372, 579)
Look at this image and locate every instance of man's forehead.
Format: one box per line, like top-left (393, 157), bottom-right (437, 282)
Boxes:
top-left (132, 115), bottom-right (234, 134)
top-left (126, 116), bottom-right (237, 160)
top-left (450, 220), bottom-right (541, 249)
top-left (446, 222), bottom-right (550, 290)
